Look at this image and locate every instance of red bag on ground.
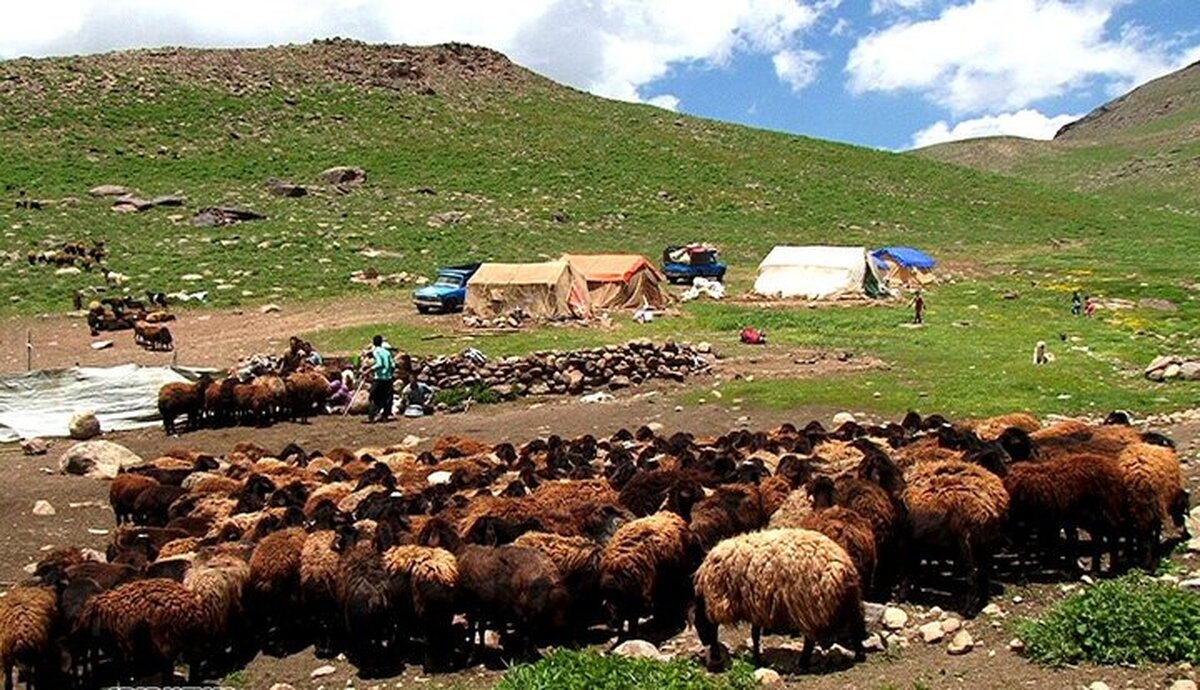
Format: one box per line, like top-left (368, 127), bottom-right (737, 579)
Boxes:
top-left (740, 327), bottom-right (766, 345)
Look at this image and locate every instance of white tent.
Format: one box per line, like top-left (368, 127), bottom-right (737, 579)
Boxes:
top-left (0, 364), bottom-right (213, 442)
top-left (753, 246), bottom-right (884, 300)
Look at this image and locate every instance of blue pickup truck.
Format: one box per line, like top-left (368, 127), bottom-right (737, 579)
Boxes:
top-left (412, 263), bottom-right (480, 313)
top-left (661, 245), bottom-right (727, 284)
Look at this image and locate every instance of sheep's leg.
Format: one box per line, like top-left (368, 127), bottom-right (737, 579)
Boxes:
top-left (4, 663), bottom-right (13, 690)
top-left (961, 539), bottom-right (984, 617)
top-left (751, 625), bottom-right (762, 666)
top-left (799, 638), bottom-right (815, 669)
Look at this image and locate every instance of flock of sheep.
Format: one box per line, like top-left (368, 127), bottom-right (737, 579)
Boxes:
top-left (157, 370), bottom-right (332, 434)
top-left (0, 411), bottom-right (1190, 688)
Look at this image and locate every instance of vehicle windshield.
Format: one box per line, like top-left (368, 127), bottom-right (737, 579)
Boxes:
top-left (434, 275), bottom-right (462, 287)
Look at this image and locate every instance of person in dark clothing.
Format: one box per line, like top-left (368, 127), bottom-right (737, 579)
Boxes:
top-left (912, 290), bottom-right (926, 324)
top-left (1071, 291), bottom-right (1083, 316)
top-left (365, 334), bottom-right (396, 423)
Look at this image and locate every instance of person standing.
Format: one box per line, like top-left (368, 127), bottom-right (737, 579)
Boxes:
top-left (365, 334), bottom-right (396, 423)
top-left (1071, 291), bottom-right (1083, 316)
top-left (912, 290), bottom-right (926, 324)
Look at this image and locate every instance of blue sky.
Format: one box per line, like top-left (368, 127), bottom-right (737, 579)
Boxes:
top-left (2, 1), bottom-right (1198, 150)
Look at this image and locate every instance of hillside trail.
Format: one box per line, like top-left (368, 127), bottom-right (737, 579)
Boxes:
top-left (0, 294), bottom-right (453, 374)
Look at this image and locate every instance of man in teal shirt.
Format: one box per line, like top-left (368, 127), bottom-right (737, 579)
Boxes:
top-left (366, 334), bottom-right (396, 423)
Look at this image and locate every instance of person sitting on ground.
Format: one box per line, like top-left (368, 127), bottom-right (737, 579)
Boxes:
top-left (400, 375), bottom-right (436, 417)
top-left (327, 378), bottom-right (352, 412)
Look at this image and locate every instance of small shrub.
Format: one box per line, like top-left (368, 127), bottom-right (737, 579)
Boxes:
top-left (1017, 573), bottom-right (1200, 666)
top-left (433, 382), bottom-right (501, 408)
top-left (497, 649), bottom-right (757, 690)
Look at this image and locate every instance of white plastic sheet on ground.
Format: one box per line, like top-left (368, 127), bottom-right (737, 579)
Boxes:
top-left (0, 364), bottom-right (213, 442)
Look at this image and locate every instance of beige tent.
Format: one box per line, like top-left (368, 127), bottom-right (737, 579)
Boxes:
top-left (465, 261), bottom-right (592, 319)
top-left (562, 254), bottom-right (671, 310)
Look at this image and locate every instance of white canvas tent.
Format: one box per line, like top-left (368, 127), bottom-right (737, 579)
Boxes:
top-left (753, 246), bottom-right (884, 300)
top-left (0, 364), bottom-right (212, 442)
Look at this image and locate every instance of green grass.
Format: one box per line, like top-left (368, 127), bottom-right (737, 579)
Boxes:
top-left (1016, 574), bottom-right (1200, 666)
top-left (434, 382), bottom-right (502, 408)
top-left (2, 42), bottom-right (1199, 418)
top-left (497, 650), bottom-right (757, 690)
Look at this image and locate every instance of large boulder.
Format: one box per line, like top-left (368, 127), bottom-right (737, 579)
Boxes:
top-left (347, 389), bottom-right (370, 415)
top-left (68, 411), bottom-right (101, 440)
top-left (59, 440), bottom-right (143, 479)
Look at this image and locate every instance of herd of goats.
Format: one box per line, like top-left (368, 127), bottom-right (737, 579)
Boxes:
top-left (0, 411), bottom-right (1191, 688)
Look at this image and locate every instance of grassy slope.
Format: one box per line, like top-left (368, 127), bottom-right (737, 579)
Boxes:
top-left (2, 42), bottom-right (1197, 417)
top-left (918, 61), bottom-right (1200, 212)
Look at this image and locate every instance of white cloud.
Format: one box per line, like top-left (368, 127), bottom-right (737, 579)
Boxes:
top-left (0, 0), bottom-right (830, 108)
top-left (645, 94), bottom-right (681, 111)
top-left (847, 0), bottom-right (1194, 115)
top-left (870, 0), bottom-right (928, 14)
top-left (773, 48), bottom-right (822, 92)
top-left (910, 108), bottom-right (1084, 148)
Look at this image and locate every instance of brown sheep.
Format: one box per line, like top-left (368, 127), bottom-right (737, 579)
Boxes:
top-left (158, 374), bottom-right (213, 435)
top-left (109, 473), bottom-right (160, 524)
top-left (0, 585), bottom-right (60, 690)
top-left (599, 512), bottom-right (700, 636)
top-left (382, 545), bottom-right (459, 671)
top-left (1117, 441), bottom-right (1188, 567)
top-left (693, 528), bottom-right (866, 670)
top-left (901, 460), bottom-right (1010, 616)
top-left (247, 527), bottom-right (308, 645)
top-left (796, 477), bottom-right (878, 592)
top-left (513, 531), bottom-right (604, 638)
top-left (285, 371), bottom-right (329, 422)
top-left (966, 413), bottom-right (1040, 441)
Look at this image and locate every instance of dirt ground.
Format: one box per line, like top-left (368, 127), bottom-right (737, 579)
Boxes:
top-left (0, 294), bottom-right (458, 373)
top-left (0, 309), bottom-right (1196, 689)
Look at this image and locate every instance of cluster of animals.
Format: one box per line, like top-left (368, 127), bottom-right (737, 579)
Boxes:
top-left (27, 240), bottom-right (107, 270)
top-left (157, 370), bottom-right (333, 434)
top-left (0, 412), bottom-right (1190, 688)
top-left (85, 293), bottom-right (174, 349)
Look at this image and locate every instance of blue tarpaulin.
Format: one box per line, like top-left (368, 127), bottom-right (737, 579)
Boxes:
top-left (872, 247), bottom-right (936, 269)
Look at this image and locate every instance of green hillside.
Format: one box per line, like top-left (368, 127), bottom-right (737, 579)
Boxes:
top-left (918, 61), bottom-right (1200, 212)
top-left (1, 40), bottom-right (1197, 417)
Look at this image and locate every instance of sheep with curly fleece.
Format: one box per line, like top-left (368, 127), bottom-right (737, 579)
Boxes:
top-left (383, 544), bottom-right (459, 671)
top-left (795, 476), bottom-right (878, 592)
top-left (299, 526), bottom-right (343, 658)
top-left (966, 413), bottom-right (1040, 441)
top-left (901, 460), bottom-right (1009, 616)
top-left (182, 552), bottom-right (254, 677)
top-left (599, 512), bottom-right (700, 637)
top-left (158, 375), bottom-right (213, 435)
top-left (514, 531), bottom-right (604, 639)
top-left (247, 526), bottom-right (308, 652)
top-left (109, 473), bottom-right (159, 524)
top-left (1117, 441), bottom-right (1189, 567)
top-left (693, 528), bottom-right (867, 671)
top-left (76, 578), bottom-right (207, 685)
top-left (0, 585), bottom-right (61, 690)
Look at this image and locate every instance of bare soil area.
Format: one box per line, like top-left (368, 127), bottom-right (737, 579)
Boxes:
top-left (0, 294), bottom-right (456, 373)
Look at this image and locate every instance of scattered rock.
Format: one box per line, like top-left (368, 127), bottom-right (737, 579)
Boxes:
top-left (981, 603), bottom-right (1005, 617)
top-left (611, 639), bottom-right (660, 660)
top-left (260, 304), bottom-right (282, 314)
top-left (832, 411), bottom-right (856, 426)
top-left (310, 665), bottom-right (336, 679)
top-left (919, 621), bottom-right (945, 643)
top-left (1178, 578), bottom-right (1200, 592)
top-left (946, 630), bottom-right (973, 655)
top-left (32, 500), bottom-right (56, 516)
top-left (88, 184), bottom-right (131, 197)
top-left (1088, 682), bottom-right (1110, 690)
top-left (753, 668), bottom-right (782, 686)
top-left (609, 375), bottom-right (632, 390)
top-left (55, 266), bottom-right (81, 276)
top-left (882, 606), bottom-right (909, 630)
top-left (1169, 680), bottom-right (1198, 690)
top-left (427, 210), bottom-right (471, 228)
top-left (269, 684), bottom-right (297, 690)
top-left (941, 617), bottom-right (962, 634)
top-left (1008, 637), bottom-right (1025, 653)
top-left (318, 166), bottom-right (366, 186)
top-left (266, 178), bottom-right (308, 197)
top-left (862, 633), bottom-right (886, 652)
top-left (192, 206), bottom-right (265, 227)
top-left (90, 340), bottom-right (113, 350)
top-left (21, 438), bottom-right (49, 456)
top-left (59, 440), bottom-right (143, 479)
top-left (69, 411), bottom-right (101, 440)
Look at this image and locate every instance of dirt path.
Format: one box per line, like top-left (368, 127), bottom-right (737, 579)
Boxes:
top-left (0, 294), bottom-right (454, 373)
top-left (1, 406), bottom-right (1196, 689)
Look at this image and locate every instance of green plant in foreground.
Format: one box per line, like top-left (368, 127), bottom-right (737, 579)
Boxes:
top-left (433, 382), bottom-right (502, 408)
top-left (497, 649), bottom-right (757, 690)
top-left (1017, 573), bottom-right (1200, 666)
